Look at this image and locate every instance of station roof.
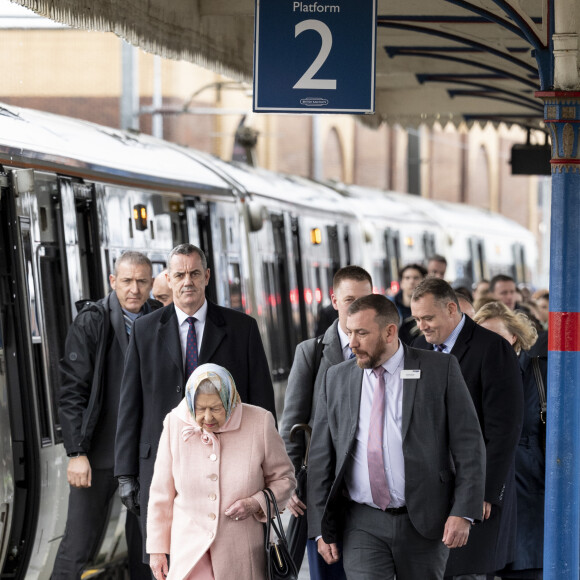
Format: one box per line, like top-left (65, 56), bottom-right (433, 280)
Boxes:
top-left (10, 0), bottom-right (548, 129)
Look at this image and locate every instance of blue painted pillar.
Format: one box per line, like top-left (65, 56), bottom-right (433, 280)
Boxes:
top-left (537, 91), bottom-right (580, 579)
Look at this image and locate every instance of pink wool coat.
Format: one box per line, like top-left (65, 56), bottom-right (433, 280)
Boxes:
top-left (147, 400), bottom-right (296, 580)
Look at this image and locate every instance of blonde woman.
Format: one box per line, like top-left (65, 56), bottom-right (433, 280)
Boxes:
top-left (474, 302), bottom-right (545, 580)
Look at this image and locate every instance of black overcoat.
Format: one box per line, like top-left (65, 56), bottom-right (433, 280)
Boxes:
top-left (114, 300), bottom-right (276, 559)
top-left (414, 316), bottom-right (523, 575)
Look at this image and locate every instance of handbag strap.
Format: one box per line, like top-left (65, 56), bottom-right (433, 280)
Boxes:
top-left (531, 356), bottom-right (547, 424)
top-left (262, 488), bottom-right (289, 545)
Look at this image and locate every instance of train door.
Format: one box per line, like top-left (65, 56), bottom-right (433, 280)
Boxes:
top-left (290, 217), bottom-right (308, 342)
top-left (261, 213), bottom-right (295, 386)
top-left (0, 169), bottom-right (79, 579)
top-left (192, 199), bottom-right (218, 304)
top-left (512, 243), bottom-right (527, 283)
top-left (422, 231), bottom-right (436, 261)
top-left (326, 225), bottom-right (341, 293)
top-left (468, 237), bottom-right (488, 282)
top-left (384, 228), bottom-right (402, 290)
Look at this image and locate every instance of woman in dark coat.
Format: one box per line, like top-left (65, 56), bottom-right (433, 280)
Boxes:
top-left (474, 301), bottom-right (546, 580)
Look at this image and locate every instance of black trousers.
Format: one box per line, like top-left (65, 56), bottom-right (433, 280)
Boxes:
top-left (51, 468), bottom-right (150, 580)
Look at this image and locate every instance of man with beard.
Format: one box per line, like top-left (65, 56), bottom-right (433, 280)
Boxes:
top-left (307, 294), bottom-right (485, 580)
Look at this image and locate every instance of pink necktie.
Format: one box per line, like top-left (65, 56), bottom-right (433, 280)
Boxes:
top-left (368, 366), bottom-right (391, 510)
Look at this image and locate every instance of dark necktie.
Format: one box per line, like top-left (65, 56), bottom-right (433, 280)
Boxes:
top-left (433, 343), bottom-right (447, 352)
top-left (124, 312), bottom-right (137, 336)
top-left (368, 366), bottom-right (391, 510)
top-left (185, 317), bottom-right (198, 380)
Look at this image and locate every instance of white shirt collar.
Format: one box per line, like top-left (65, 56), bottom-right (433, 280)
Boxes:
top-left (337, 321), bottom-right (350, 350)
top-left (174, 299), bottom-right (208, 326)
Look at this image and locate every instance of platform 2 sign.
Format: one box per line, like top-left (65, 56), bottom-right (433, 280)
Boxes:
top-left (253, 0), bottom-right (377, 114)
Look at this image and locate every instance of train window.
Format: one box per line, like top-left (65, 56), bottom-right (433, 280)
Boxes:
top-left (512, 243), bottom-right (527, 283)
top-left (326, 225), bottom-right (340, 293)
top-left (228, 262), bottom-right (244, 312)
top-left (19, 220), bottom-right (51, 445)
top-left (384, 228), bottom-right (401, 286)
top-left (71, 182), bottom-right (103, 302)
top-left (343, 225), bottom-right (352, 265)
top-left (261, 259), bottom-right (292, 381)
top-left (290, 217), bottom-right (307, 342)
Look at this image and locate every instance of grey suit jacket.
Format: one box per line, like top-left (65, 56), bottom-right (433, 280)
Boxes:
top-left (281, 319), bottom-right (344, 471)
top-left (307, 344), bottom-right (485, 543)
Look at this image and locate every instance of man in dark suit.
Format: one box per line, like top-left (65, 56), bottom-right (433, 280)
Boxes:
top-left (114, 243), bottom-right (276, 560)
top-left (308, 294), bottom-right (485, 580)
top-left (54, 251), bottom-right (156, 579)
top-left (283, 265), bottom-right (373, 579)
top-left (411, 277), bottom-right (524, 579)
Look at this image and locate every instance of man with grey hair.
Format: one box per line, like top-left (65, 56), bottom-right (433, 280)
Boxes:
top-left (54, 251), bottom-right (157, 579)
top-left (115, 243), bottom-right (276, 562)
top-left (411, 277), bottom-right (523, 579)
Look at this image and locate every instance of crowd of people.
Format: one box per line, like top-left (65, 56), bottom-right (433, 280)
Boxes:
top-left (54, 245), bottom-right (548, 580)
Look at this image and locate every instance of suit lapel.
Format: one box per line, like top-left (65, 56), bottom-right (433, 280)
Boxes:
top-left (401, 346), bottom-right (419, 441)
top-left (347, 363), bottom-right (364, 440)
top-left (199, 301), bottom-right (226, 363)
top-left (449, 316), bottom-right (474, 363)
top-left (160, 307), bottom-right (184, 377)
top-left (109, 292), bottom-right (129, 356)
top-left (324, 320), bottom-right (346, 366)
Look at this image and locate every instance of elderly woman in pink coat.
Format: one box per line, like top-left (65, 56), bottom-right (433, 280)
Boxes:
top-left (147, 363), bottom-right (296, 580)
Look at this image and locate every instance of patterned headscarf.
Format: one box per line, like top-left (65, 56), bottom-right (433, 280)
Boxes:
top-left (185, 363), bottom-right (241, 425)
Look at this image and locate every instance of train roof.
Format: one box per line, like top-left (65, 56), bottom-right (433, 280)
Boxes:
top-left (0, 103), bottom-right (232, 194)
top-left (194, 154), bottom-right (354, 215)
top-left (333, 183), bottom-right (441, 226)
top-left (385, 191), bottom-right (536, 241)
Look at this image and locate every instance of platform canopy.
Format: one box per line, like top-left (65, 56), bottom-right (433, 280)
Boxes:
top-left (11, 0), bottom-right (551, 128)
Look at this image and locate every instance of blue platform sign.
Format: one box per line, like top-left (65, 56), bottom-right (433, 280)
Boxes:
top-left (254, 0), bottom-right (377, 114)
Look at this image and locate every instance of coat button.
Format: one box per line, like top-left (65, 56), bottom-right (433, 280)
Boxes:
top-left (209, 493), bottom-right (217, 501)
top-left (176, 385), bottom-right (181, 393)
top-left (209, 532), bottom-right (214, 539)
top-left (209, 453), bottom-right (217, 461)
top-left (208, 513), bottom-right (216, 520)
top-left (209, 474), bottom-right (218, 481)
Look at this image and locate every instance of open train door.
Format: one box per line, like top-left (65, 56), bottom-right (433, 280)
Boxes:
top-left (0, 169), bottom-right (76, 580)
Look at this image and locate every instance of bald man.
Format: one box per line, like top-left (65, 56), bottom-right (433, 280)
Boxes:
top-left (152, 269), bottom-right (173, 306)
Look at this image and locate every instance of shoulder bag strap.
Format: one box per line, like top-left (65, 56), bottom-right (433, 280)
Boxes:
top-left (313, 334), bottom-right (325, 377)
top-left (262, 488), bottom-right (273, 551)
top-left (263, 488), bottom-right (289, 545)
top-left (532, 356), bottom-right (547, 425)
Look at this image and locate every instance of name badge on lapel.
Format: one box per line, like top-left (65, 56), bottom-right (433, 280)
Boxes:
top-left (400, 370), bottom-right (421, 379)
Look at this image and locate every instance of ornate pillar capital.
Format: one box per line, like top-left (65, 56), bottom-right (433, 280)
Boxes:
top-left (536, 91), bottom-right (580, 172)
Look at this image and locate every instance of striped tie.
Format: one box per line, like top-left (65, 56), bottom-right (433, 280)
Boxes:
top-left (433, 343), bottom-right (447, 352)
top-left (368, 366), bottom-right (391, 510)
top-left (123, 312), bottom-right (135, 336)
top-left (185, 317), bottom-right (198, 380)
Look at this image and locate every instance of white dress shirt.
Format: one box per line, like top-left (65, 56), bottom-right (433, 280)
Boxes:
top-left (345, 341), bottom-right (406, 508)
top-left (174, 300), bottom-right (208, 372)
top-left (437, 314), bottom-right (466, 353)
top-left (337, 323), bottom-right (354, 361)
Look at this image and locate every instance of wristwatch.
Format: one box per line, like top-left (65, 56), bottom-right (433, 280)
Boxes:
top-left (67, 452), bottom-right (87, 458)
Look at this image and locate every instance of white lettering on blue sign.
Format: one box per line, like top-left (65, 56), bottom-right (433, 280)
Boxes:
top-left (293, 2), bottom-right (340, 13)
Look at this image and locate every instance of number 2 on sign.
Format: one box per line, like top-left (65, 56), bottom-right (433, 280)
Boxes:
top-left (293, 20), bottom-right (337, 90)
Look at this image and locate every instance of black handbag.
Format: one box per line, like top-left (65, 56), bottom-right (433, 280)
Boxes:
top-left (262, 488), bottom-right (299, 580)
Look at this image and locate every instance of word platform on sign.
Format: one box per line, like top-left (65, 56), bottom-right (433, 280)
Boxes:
top-left (254, 0), bottom-right (377, 114)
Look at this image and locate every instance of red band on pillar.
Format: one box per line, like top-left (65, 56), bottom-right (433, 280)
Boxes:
top-left (548, 312), bottom-right (580, 352)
